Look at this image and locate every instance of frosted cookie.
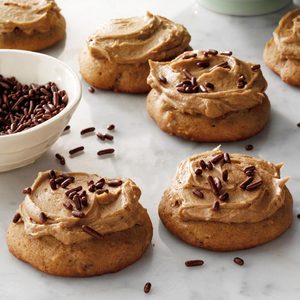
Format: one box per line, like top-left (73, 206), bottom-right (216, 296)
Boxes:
top-left (0, 0), bottom-right (66, 51)
top-left (264, 9), bottom-right (300, 86)
top-left (79, 12), bottom-right (191, 93)
top-left (147, 50), bottom-right (270, 142)
top-left (159, 148), bottom-right (293, 251)
top-left (7, 170), bottom-right (153, 276)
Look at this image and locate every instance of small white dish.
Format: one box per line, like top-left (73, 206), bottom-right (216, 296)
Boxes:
top-left (0, 50), bottom-right (81, 172)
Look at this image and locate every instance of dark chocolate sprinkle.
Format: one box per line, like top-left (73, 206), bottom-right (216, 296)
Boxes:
top-left (185, 260), bottom-right (204, 267)
top-left (233, 257), bottom-right (244, 266)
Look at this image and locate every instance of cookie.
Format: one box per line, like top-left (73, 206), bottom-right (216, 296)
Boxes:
top-left (264, 9), bottom-right (300, 86)
top-left (147, 50), bottom-right (270, 142)
top-left (79, 12), bottom-right (191, 93)
top-left (0, 0), bottom-right (66, 51)
top-left (7, 171), bottom-right (153, 276)
top-left (159, 148), bottom-right (293, 251)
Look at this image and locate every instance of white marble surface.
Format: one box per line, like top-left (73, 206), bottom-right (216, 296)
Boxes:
top-left (1, 0), bottom-right (300, 299)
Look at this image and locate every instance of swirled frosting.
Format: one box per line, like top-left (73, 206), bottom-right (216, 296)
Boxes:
top-left (147, 50), bottom-right (268, 118)
top-left (168, 148), bottom-right (289, 224)
top-left (17, 171), bottom-right (145, 245)
top-left (0, 0), bottom-right (63, 34)
top-left (273, 8), bottom-right (300, 59)
top-left (87, 11), bottom-right (191, 64)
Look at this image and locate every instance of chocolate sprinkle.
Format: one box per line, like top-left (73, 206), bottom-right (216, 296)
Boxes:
top-left (13, 212), bottom-right (21, 223)
top-left (107, 124), bottom-right (115, 131)
top-left (96, 132), bottom-right (105, 141)
top-left (200, 160), bottom-right (207, 170)
top-left (69, 146), bottom-right (84, 155)
top-left (22, 187), bottom-right (32, 194)
top-left (55, 153), bottom-right (65, 165)
top-left (192, 188), bottom-right (204, 198)
top-left (144, 282), bottom-right (152, 294)
top-left (245, 144), bottom-right (254, 151)
top-left (220, 51), bottom-right (232, 56)
top-left (239, 177), bottom-right (254, 190)
top-left (246, 180), bottom-right (263, 191)
top-left (212, 200), bottom-right (220, 211)
top-left (82, 225), bottom-right (103, 239)
top-left (207, 161), bottom-right (213, 170)
top-left (219, 192), bottom-right (229, 201)
top-left (185, 260), bottom-right (204, 267)
top-left (104, 133), bottom-right (114, 141)
top-left (211, 153), bottom-right (224, 164)
top-left (88, 86), bottom-right (95, 93)
top-left (65, 186), bottom-right (82, 197)
top-left (80, 127), bottom-right (95, 135)
top-left (107, 179), bottom-right (123, 187)
top-left (196, 61), bottom-right (210, 68)
top-left (205, 82), bottom-right (214, 90)
top-left (208, 49), bottom-right (218, 55)
top-left (244, 166), bottom-right (256, 174)
top-left (251, 64), bottom-right (260, 71)
top-left (72, 211), bottom-right (85, 218)
top-left (195, 168), bottom-right (203, 176)
top-left (222, 170), bottom-right (228, 182)
top-left (49, 178), bottom-right (57, 190)
top-left (297, 122), bottom-right (300, 128)
top-left (64, 125), bottom-right (70, 132)
top-left (97, 148), bottom-right (115, 156)
top-left (61, 177), bottom-right (74, 188)
top-left (233, 257), bottom-right (244, 266)
top-left (39, 212), bottom-right (48, 223)
top-left (182, 53), bottom-right (197, 59)
top-left (159, 75), bottom-right (168, 84)
top-left (223, 153), bottom-right (231, 163)
top-left (72, 194), bottom-right (82, 211)
top-left (49, 170), bottom-right (56, 179)
top-left (208, 176), bottom-right (219, 196)
top-left (63, 201), bottom-right (73, 210)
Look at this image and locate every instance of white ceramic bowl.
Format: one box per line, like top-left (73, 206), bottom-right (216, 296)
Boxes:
top-left (0, 50), bottom-right (81, 172)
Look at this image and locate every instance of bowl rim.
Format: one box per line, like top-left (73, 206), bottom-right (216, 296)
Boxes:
top-left (0, 49), bottom-right (82, 140)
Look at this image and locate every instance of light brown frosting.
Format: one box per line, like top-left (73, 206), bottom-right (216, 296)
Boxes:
top-left (147, 50), bottom-right (268, 118)
top-left (273, 8), bottom-right (300, 59)
top-left (0, 0), bottom-right (62, 34)
top-left (18, 171), bottom-right (145, 245)
top-left (169, 148), bottom-right (289, 224)
top-left (87, 11), bottom-right (191, 64)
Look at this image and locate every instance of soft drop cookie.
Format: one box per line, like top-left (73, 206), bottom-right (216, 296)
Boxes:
top-left (147, 49), bottom-right (270, 142)
top-left (264, 9), bottom-right (300, 86)
top-left (159, 148), bottom-right (293, 251)
top-left (79, 12), bottom-right (191, 93)
top-left (0, 0), bottom-right (66, 51)
top-left (7, 171), bottom-right (153, 276)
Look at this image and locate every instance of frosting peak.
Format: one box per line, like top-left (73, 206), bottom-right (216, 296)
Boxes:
top-left (147, 50), bottom-right (268, 118)
top-left (169, 149), bottom-right (288, 224)
top-left (18, 171), bottom-right (144, 245)
top-left (87, 12), bottom-right (191, 64)
top-left (273, 8), bottom-right (300, 59)
top-left (0, 0), bottom-right (62, 34)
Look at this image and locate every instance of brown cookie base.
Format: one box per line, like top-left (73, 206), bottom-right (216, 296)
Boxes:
top-left (79, 46), bottom-right (192, 94)
top-left (0, 17), bottom-right (66, 51)
top-left (79, 46), bottom-right (151, 93)
top-left (147, 89), bottom-right (270, 142)
top-left (7, 205), bottom-right (153, 277)
top-left (159, 187), bottom-right (293, 251)
top-left (263, 38), bottom-right (300, 87)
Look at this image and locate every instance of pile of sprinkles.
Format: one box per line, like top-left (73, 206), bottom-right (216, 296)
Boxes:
top-left (0, 75), bottom-right (68, 135)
